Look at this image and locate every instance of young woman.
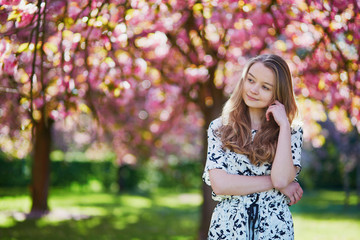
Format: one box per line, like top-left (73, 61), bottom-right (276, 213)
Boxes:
top-left (202, 54), bottom-right (304, 240)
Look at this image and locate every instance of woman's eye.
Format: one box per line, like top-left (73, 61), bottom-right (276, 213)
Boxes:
top-left (262, 86), bottom-right (270, 90)
top-left (248, 78), bottom-right (254, 83)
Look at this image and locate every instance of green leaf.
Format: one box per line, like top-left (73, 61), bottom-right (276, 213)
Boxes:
top-left (17, 43), bottom-right (29, 53)
top-left (7, 11), bottom-right (20, 21)
top-left (44, 42), bottom-right (58, 53)
top-left (64, 17), bottom-right (74, 28)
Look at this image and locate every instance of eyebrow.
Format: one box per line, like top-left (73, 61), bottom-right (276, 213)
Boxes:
top-left (248, 72), bottom-right (274, 87)
top-left (248, 72), bottom-right (257, 79)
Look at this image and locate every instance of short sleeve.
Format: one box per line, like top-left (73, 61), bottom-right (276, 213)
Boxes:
top-left (291, 125), bottom-right (304, 177)
top-left (202, 118), bottom-right (228, 186)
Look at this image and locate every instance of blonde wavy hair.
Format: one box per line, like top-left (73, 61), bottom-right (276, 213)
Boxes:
top-left (218, 54), bottom-right (298, 165)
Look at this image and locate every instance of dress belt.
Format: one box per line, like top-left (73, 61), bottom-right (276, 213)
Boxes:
top-left (246, 194), bottom-right (259, 240)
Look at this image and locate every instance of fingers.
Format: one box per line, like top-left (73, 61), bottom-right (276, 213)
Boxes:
top-left (296, 183), bottom-right (303, 200)
top-left (270, 100), bottom-right (284, 108)
top-left (289, 195), bottom-right (296, 206)
top-left (287, 182), bottom-right (303, 206)
top-left (266, 102), bottom-right (290, 127)
top-left (273, 100), bottom-right (282, 105)
top-left (289, 193), bottom-right (298, 206)
top-left (266, 101), bottom-right (281, 121)
top-left (290, 189), bottom-right (303, 206)
top-left (294, 191), bottom-right (301, 204)
top-left (294, 183), bottom-right (304, 198)
top-left (274, 100), bottom-right (286, 106)
top-left (265, 108), bottom-right (272, 121)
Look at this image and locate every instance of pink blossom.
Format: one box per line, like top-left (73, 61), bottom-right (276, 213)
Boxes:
top-left (47, 0), bottom-right (66, 19)
top-left (0, 39), bottom-right (8, 55)
top-left (68, 5), bottom-right (81, 19)
top-left (3, 54), bottom-right (17, 75)
top-left (0, 9), bottom-right (8, 25)
top-left (87, 28), bottom-right (102, 41)
top-left (229, 29), bottom-right (247, 45)
top-left (19, 49), bottom-right (32, 63)
top-left (109, 0), bottom-right (126, 4)
top-left (185, 66), bottom-right (209, 85)
top-left (211, 8), bottom-right (234, 29)
top-left (249, 37), bottom-right (263, 50)
top-left (0, 0), bottom-right (359, 160)
top-left (33, 98), bottom-right (45, 109)
top-left (16, 12), bottom-right (34, 28)
top-left (134, 58), bottom-right (147, 77)
top-left (0, 0), bottom-right (21, 6)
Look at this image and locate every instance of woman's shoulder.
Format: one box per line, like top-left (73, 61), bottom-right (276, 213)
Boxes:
top-left (209, 117), bottom-right (223, 130)
top-left (290, 120), bottom-right (304, 135)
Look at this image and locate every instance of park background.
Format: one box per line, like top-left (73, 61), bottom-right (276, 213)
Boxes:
top-left (0, 0), bottom-right (359, 239)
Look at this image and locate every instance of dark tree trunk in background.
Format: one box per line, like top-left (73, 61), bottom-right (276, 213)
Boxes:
top-left (199, 125), bottom-right (217, 240)
top-left (198, 71), bottom-right (226, 239)
top-left (344, 170), bottom-right (350, 207)
top-left (357, 155), bottom-right (360, 207)
top-left (30, 116), bottom-right (53, 216)
top-left (352, 131), bottom-right (360, 208)
top-left (341, 153), bottom-right (351, 207)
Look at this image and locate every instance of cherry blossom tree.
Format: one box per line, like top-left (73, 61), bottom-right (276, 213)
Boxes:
top-left (0, 0), bottom-right (203, 216)
top-left (0, 0), bottom-right (359, 238)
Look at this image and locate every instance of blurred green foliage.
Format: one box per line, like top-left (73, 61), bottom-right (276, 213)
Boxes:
top-left (0, 142), bottom-right (356, 191)
top-left (0, 151), bottom-right (202, 192)
top-left (298, 143), bottom-right (357, 190)
top-left (0, 152), bottom-right (30, 187)
top-left (0, 151), bottom-right (117, 190)
top-left (137, 160), bottom-right (203, 191)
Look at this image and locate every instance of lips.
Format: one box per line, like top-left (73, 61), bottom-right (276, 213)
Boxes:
top-left (247, 94), bottom-right (258, 101)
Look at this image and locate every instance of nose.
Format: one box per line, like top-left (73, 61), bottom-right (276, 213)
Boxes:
top-left (250, 84), bottom-right (259, 95)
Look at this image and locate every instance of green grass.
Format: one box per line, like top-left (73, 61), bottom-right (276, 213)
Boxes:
top-left (0, 188), bottom-right (359, 240)
top-left (291, 190), bottom-right (360, 240)
top-left (0, 188), bottom-right (201, 240)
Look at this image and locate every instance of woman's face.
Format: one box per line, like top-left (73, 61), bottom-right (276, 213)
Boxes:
top-left (242, 62), bottom-right (275, 110)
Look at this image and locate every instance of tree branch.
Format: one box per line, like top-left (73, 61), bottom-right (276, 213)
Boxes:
top-left (28, 0), bottom-right (44, 139)
top-left (40, 0), bottom-right (48, 127)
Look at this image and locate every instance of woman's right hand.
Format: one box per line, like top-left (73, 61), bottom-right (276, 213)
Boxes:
top-left (279, 181), bottom-right (303, 205)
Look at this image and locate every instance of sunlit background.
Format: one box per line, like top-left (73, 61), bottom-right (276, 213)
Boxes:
top-left (0, 0), bottom-right (359, 239)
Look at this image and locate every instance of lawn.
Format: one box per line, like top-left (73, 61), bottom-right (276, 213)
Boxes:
top-left (0, 188), bottom-right (359, 240)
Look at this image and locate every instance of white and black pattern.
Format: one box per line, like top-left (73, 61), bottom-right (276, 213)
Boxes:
top-left (202, 117), bottom-right (303, 240)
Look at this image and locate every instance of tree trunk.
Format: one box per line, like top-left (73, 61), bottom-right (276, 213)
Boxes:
top-left (198, 95), bottom-right (224, 240)
top-left (198, 124), bottom-right (217, 240)
top-left (357, 155), bottom-right (360, 207)
top-left (29, 116), bottom-right (52, 217)
top-left (341, 153), bottom-right (350, 207)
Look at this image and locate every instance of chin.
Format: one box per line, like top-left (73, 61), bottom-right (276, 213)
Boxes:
top-left (244, 100), bottom-right (265, 109)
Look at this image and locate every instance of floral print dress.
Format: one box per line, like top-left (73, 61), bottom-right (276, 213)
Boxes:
top-left (202, 118), bottom-right (303, 240)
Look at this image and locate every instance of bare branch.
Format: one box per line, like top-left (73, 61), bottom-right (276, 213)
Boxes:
top-left (0, 86), bottom-right (19, 94)
top-left (40, 0), bottom-right (48, 127)
top-left (28, 0), bottom-right (45, 137)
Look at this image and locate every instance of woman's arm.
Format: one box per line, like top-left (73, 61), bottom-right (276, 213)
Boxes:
top-left (206, 119), bottom-right (275, 196)
top-left (266, 101), bottom-right (297, 189)
top-left (209, 169), bottom-right (274, 196)
top-left (271, 124), bottom-right (297, 189)
top-left (209, 169), bottom-right (303, 205)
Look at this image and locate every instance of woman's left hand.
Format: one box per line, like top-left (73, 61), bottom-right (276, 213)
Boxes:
top-left (265, 100), bottom-right (289, 127)
top-left (279, 181), bottom-right (303, 205)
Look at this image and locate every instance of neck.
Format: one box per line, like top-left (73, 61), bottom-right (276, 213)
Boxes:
top-left (248, 107), bottom-right (265, 130)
